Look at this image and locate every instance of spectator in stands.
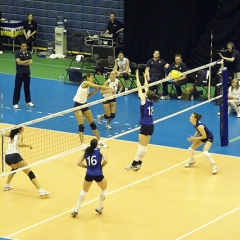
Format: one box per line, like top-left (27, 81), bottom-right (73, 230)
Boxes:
top-left (0, 11), bottom-right (3, 54)
top-left (218, 42), bottom-right (240, 80)
top-left (23, 13), bottom-right (37, 53)
top-left (105, 12), bottom-right (124, 38)
top-left (13, 41), bottom-right (34, 109)
top-left (217, 79), bottom-right (240, 117)
top-left (145, 49), bottom-right (169, 95)
top-left (162, 54), bottom-right (188, 100)
top-left (113, 52), bottom-right (131, 92)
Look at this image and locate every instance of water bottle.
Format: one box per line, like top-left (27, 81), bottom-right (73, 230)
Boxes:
top-left (59, 75), bottom-right (63, 82)
top-left (191, 95), bottom-right (194, 100)
top-left (47, 40), bottom-right (54, 57)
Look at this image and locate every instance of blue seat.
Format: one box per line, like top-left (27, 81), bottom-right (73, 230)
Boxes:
top-left (47, 3), bottom-right (60, 11)
top-left (37, 17), bottom-right (48, 25)
top-left (14, 1), bottom-right (25, 7)
top-left (95, 15), bottom-right (107, 24)
top-left (71, 13), bottom-right (83, 21)
top-left (59, 4), bottom-right (72, 12)
top-left (82, 6), bottom-right (95, 14)
top-left (47, 11), bottom-right (59, 19)
top-left (82, 14), bottom-right (95, 22)
top-left (82, 22), bottom-right (96, 31)
top-left (72, 21), bottom-right (83, 29)
top-left (94, 23), bottom-right (106, 32)
top-left (95, 7), bottom-right (109, 16)
top-left (71, 0), bottom-right (83, 4)
top-left (94, 0), bottom-right (108, 8)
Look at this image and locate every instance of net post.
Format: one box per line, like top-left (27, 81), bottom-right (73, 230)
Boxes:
top-left (220, 67), bottom-right (228, 146)
top-left (1, 132), bottom-right (4, 174)
top-left (0, 89), bottom-right (3, 123)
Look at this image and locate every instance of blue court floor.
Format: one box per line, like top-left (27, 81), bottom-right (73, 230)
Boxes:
top-left (0, 73), bottom-right (240, 157)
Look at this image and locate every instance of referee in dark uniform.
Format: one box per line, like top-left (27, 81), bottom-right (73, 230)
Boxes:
top-left (13, 41), bottom-right (34, 109)
top-left (105, 12), bottom-right (124, 38)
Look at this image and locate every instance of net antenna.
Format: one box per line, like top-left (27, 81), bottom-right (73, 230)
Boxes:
top-left (0, 60), bottom-right (224, 177)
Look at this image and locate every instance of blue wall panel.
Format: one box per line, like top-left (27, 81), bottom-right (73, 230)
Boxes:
top-left (0, 0), bottom-right (124, 51)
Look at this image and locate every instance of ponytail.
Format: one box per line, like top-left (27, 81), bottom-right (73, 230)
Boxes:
top-left (85, 139), bottom-right (98, 156)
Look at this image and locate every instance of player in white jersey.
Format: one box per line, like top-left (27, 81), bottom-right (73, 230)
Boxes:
top-left (73, 73), bottom-right (113, 149)
top-left (113, 52), bottom-right (131, 92)
top-left (3, 126), bottom-right (50, 196)
top-left (97, 71), bottom-right (123, 129)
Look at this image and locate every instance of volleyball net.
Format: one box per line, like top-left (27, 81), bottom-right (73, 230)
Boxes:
top-left (0, 60), bottom-right (227, 177)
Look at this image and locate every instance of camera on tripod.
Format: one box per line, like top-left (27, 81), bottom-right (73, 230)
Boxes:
top-left (216, 49), bottom-right (227, 53)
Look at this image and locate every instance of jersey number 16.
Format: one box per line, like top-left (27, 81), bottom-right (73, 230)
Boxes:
top-left (87, 155), bottom-right (97, 166)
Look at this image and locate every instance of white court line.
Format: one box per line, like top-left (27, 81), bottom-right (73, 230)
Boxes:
top-left (6, 156), bottom-right (201, 238)
top-left (175, 206), bottom-right (240, 240)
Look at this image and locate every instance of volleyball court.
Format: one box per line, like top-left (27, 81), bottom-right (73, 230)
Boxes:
top-left (1, 60), bottom-right (238, 240)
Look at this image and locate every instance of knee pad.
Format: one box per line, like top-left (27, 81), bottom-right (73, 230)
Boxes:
top-left (78, 124), bottom-right (84, 133)
top-left (123, 73), bottom-right (129, 80)
top-left (203, 151), bottom-right (210, 158)
top-left (104, 114), bottom-right (109, 119)
top-left (90, 122), bottom-right (97, 130)
top-left (188, 147), bottom-right (195, 154)
top-left (110, 113), bottom-right (115, 119)
top-left (138, 144), bottom-right (146, 153)
top-left (101, 188), bottom-right (108, 198)
top-left (11, 168), bottom-right (18, 174)
top-left (27, 171), bottom-right (36, 180)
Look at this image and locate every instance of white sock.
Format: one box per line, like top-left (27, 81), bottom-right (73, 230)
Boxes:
top-left (98, 188), bottom-right (108, 209)
top-left (188, 147), bottom-right (195, 161)
top-left (125, 88), bottom-right (128, 91)
top-left (74, 190), bottom-right (87, 212)
top-left (203, 151), bottom-right (215, 165)
top-left (134, 144), bottom-right (146, 161)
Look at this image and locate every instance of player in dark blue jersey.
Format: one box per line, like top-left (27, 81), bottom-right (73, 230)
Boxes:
top-left (185, 113), bottom-right (218, 174)
top-left (125, 70), bottom-right (160, 171)
top-left (71, 139), bottom-right (108, 217)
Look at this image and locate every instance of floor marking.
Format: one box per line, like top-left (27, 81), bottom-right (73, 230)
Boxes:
top-left (6, 156), bottom-right (202, 238)
top-left (175, 206), bottom-right (240, 240)
top-left (229, 136), bottom-right (240, 143)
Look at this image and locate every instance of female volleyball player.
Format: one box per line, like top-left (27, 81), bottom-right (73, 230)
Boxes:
top-left (73, 73), bottom-right (113, 149)
top-left (185, 113), bottom-right (218, 174)
top-left (71, 138), bottom-right (108, 217)
top-left (97, 71), bottom-right (123, 129)
top-left (125, 70), bottom-right (160, 171)
top-left (3, 126), bottom-right (50, 196)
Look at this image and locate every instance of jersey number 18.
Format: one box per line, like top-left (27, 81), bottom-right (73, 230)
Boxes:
top-left (148, 106), bottom-right (153, 116)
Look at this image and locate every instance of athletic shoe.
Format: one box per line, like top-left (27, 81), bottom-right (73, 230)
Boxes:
top-left (217, 112), bottom-right (220, 115)
top-left (26, 102), bottom-right (34, 107)
top-left (97, 115), bottom-right (102, 124)
top-left (81, 143), bottom-right (87, 151)
top-left (95, 207), bottom-right (103, 214)
top-left (105, 124), bottom-right (112, 130)
top-left (125, 164), bottom-right (141, 171)
top-left (185, 161), bottom-right (195, 168)
top-left (160, 95), bottom-right (170, 100)
top-left (237, 114), bottom-right (240, 118)
top-left (212, 165), bottom-right (218, 174)
top-left (13, 104), bottom-right (20, 109)
top-left (98, 140), bottom-right (108, 148)
top-left (3, 184), bottom-right (13, 191)
top-left (71, 211), bottom-right (78, 217)
top-left (177, 96), bottom-right (182, 100)
top-left (0, 51), bottom-right (3, 54)
top-left (39, 189), bottom-right (50, 196)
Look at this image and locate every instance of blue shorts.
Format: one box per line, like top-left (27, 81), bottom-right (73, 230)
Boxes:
top-left (85, 174), bottom-right (104, 182)
top-left (139, 124), bottom-right (154, 136)
top-left (201, 136), bottom-right (213, 143)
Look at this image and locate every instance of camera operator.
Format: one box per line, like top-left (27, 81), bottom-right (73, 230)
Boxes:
top-left (218, 42), bottom-right (240, 80)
